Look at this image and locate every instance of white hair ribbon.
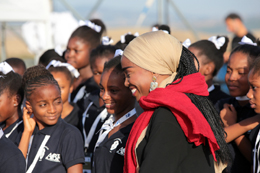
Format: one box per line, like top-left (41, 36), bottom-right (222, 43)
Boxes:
top-left (102, 36), bottom-right (114, 45)
top-left (78, 20), bottom-right (101, 33)
top-left (114, 49), bottom-right (123, 57)
top-left (134, 32), bottom-right (139, 37)
top-left (208, 36), bottom-right (225, 49)
top-left (120, 32), bottom-right (132, 43)
top-left (182, 38), bottom-right (191, 48)
top-left (54, 45), bottom-right (63, 56)
top-left (46, 60), bottom-right (80, 78)
top-left (239, 36), bottom-right (257, 46)
top-left (152, 27), bottom-right (158, 31)
top-left (0, 62), bottom-right (14, 75)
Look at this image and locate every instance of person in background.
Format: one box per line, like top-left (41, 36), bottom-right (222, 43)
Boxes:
top-left (188, 36), bottom-right (230, 104)
top-left (38, 49), bottom-right (66, 67)
top-left (5, 57), bottom-right (26, 76)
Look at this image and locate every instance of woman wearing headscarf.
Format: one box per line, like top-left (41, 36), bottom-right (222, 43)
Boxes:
top-left (121, 31), bottom-right (230, 173)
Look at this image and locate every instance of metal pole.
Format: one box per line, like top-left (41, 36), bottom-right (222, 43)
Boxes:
top-left (158, 0), bottom-right (163, 24)
top-left (169, 0), bottom-right (199, 40)
top-left (1, 22), bottom-right (7, 61)
top-left (165, 0), bottom-right (169, 25)
top-left (86, 0), bottom-right (104, 19)
top-left (59, 0), bottom-right (84, 20)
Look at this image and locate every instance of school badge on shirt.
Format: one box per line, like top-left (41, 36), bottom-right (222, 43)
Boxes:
top-left (110, 138), bottom-right (122, 153)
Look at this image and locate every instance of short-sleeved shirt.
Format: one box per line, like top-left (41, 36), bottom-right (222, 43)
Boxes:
top-left (93, 123), bottom-right (134, 173)
top-left (27, 118), bottom-right (85, 173)
top-left (215, 97), bottom-right (256, 173)
top-left (0, 128), bottom-right (26, 173)
top-left (0, 117), bottom-right (24, 146)
top-left (232, 32), bottom-right (256, 50)
top-left (63, 102), bottom-right (82, 128)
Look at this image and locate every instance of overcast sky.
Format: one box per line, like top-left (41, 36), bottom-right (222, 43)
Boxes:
top-left (53, 0), bottom-right (260, 33)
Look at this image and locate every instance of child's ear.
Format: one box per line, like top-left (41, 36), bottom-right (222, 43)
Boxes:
top-left (25, 101), bottom-right (33, 113)
top-left (13, 94), bottom-right (21, 107)
top-left (204, 62), bottom-right (215, 76)
top-left (69, 85), bottom-right (73, 94)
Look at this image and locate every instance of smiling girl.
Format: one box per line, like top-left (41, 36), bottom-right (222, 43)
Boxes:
top-left (18, 65), bottom-right (84, 173)
top-left (92, 56), bottom-right (137, 173)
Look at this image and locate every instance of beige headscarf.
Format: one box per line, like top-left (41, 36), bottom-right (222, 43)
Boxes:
top-left (123, 30), bottom-right (182, 88)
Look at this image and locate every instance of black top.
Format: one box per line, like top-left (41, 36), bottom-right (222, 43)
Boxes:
top-left (232, 32), bottom-right (256, 50)
top-left (209, 85), bottom-right (230, 105)
top-left (215, 97), bottom-right (256, 173)
top-left (135, 107), bottom-right (214, 173)
top-left (63, 102), bottom-right (82, 128)
top-left (70, 77), bottom-right (99, 103)
top-left (27, 118), bottom-right (85, 173)
top-left (93, 123), bottom-right (134, 173)
top-left (0, 117), bottom-right (24, 146)
top-left (0, 130), bottom-right (26, 173)
top-left (78, 89), bottom-right (110, 154)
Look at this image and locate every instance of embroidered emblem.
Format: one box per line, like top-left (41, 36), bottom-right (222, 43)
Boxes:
top-left (110, 138), bottom-right (122, 153)
top-left (39, 146), bottom-right (49, 161)
top-left (116, 147), bottom-right (125, 156)
top-left (45, 153), bottom-right (61, 163)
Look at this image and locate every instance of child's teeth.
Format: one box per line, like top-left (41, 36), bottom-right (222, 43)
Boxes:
top-left (131, 88), bottom-right (136, 94)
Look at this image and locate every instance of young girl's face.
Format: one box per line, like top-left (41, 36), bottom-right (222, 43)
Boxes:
top-left (65, 37), bottom-right (91, 69)
top-left (91, 57), bottom-right (110, 85)
top-left (225, 52), bottom-right (250, 97)
top-left (247, 69), bottom-right (260, 113)
top-left (0, 90), bottom-right (16, 122)
top-left (51, 71), bottom-right (73, 105)
top-left (99, 68), bottom-right (135, 116)
top-left (27, 84), bottom-right (62, 130)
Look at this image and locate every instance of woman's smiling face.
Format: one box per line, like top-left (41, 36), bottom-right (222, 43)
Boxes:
top-left (121, 56), bottom-right (153, 101)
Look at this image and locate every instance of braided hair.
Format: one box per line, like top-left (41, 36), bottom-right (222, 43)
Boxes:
top-left (22, 65), bottom-right (60, 100)
top-left (172, 47), bottom-right (231, 164)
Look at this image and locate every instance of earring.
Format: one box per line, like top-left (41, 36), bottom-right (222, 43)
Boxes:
top-left (150, 76), bottom-right (158, 92)
top-left (14, 104), bottom-right (17, 106)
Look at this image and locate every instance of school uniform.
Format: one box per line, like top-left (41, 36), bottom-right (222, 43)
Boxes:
top-left (63, 102), bottom-right (82, 128)
top-left (93, 122), bottom-right (134, 173)
top-left (26, 117), bottom-right (84, 173)
top-left (70, 77), bottom-right (99, 104)
top-left (208, 85), bottom-right (230, 105)
top-left (0, 117), bottom-right (24, 146)
top-left (215, 97), bottom-right (256, 173)
top-left (0, 128), bottom-right (26, 173)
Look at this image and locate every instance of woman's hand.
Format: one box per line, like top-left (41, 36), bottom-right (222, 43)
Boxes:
top-left (23, 107), bottom-right (36, 134)
top-left (220, 104), bottom-right (237, 127)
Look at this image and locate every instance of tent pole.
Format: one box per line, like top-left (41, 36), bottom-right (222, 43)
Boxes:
top-left (1, 22), bottom-right (7, 61)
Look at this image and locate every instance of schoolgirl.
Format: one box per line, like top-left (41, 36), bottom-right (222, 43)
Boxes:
top-left (78, 44), bottom-right (116, 172)
top-left (188, 36), bottom-right (230, 104)
top-left (92, 56), bottom-right (137, 173)
top-left (19, 65), bottom-right (84, 173)
top-left (38, 49), bottom-right (66, 67)
top-left (0, 62), bottom-right (24, 146)
top-left (5, 57), bottom-right (27, 76)
top-left (115, 33), bottom-right (137, 50)
top-left (46, 60), bottom-right (82, 127)
top-left (65, 19), bottom-right (106, 103)
top-left (215, 42), bottom-right (260, 173)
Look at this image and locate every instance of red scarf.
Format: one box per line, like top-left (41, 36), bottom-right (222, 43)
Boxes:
top-left (123, 73), bottom-right (220, 173)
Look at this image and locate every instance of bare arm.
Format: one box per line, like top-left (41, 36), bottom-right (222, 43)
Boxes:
top-left (18, 107), bottom-right (36, 158)
top-left (67, 164), bottom-right (83, 173)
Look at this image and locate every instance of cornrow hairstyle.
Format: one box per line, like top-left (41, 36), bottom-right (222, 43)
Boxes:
top-left (189, 36), bottom-right (229, 76)
top-left (48, 66), bottom-right (74, 85)
top-left (0, 71), bottom-right (24, 107)
top-left (115, 34), bottom-right (137, 50)
top-left (158, 24), bottom-right (171, 34)
top-left (70, 19), bottom-right (106, 50)
top-left (172, 47), bottom-right (231, 164)
top-left (225, 13), bottom-right (242, 21)
top-left (90, 45), bottom-right (116, 68)
top-left (38, 49), bottom-right (66, 67)
top-left (230, 44), bottom-right (260, 69)
top-left (103, 55), bottom-right (123, 73)
top-left (22, 65), bottom-right (60, 100)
